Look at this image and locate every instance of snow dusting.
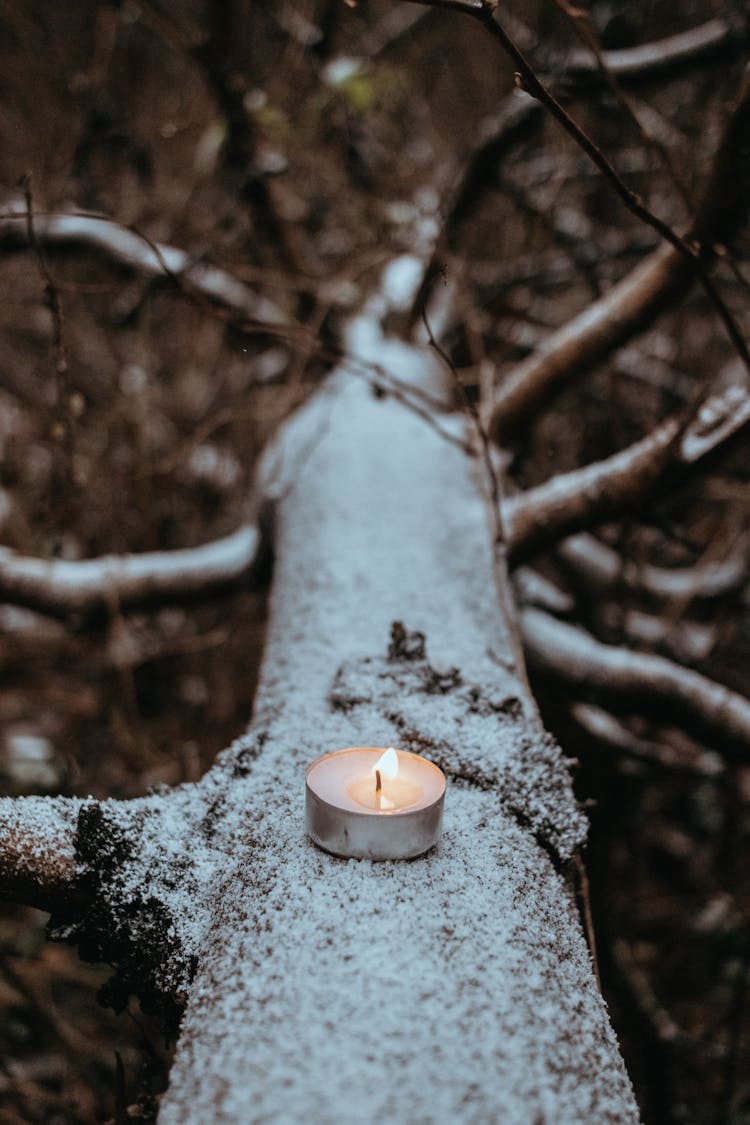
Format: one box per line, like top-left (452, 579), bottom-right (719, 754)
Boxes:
top-left (161, 310), bottom-right (637, 1120)
top-left (2, 276), bottom-right (639, 1122)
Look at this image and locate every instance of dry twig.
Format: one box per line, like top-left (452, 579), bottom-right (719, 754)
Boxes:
top-left (406, 4), bottom-right (750, 438)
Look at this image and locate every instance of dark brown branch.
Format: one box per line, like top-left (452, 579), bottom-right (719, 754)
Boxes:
top-left (0, 207), bottom-right (286, 325)
top-left (470, 2), bottom-right (750, 282)
top-left (488, 243), bottom-right (685, 442)
top-left (505, 409), bottom-right (678, 564)
top-left (521, 607), bottom-right (750, 752)
top-left (408, 94), bottom-right (543, 327)
top-left (505, 385), bottom-right (750, 564)
top-left (550, 0), bottom-right (694, 211)
top-left (484, 51), bottom-right (750, 439)
top-left (404, 3), bottom-right (750, 438)
top-left (0, 525), bottom-right (260, 618)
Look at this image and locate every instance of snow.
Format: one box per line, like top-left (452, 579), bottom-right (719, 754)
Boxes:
top-left (0, 276), bottom-right (639, 1121)
top-left (0, 207), bottom-right (286, 325)
top-left (154, 310), bottom-right (637, 1121)
top-left (0, 795), bottom-right (81, 907)
top-left (0, 525), bottom-right (259, 612)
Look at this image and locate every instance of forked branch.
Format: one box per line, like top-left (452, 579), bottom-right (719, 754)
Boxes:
top-left (405, 4), bottom-right (750, 439)
top-left (486, 54), bottom-right (750, 441)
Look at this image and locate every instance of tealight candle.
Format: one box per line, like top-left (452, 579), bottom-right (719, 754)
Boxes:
top-left (305, 746), bottom-right (446, 860)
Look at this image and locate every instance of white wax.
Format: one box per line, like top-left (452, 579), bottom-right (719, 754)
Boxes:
top-left (306, 747), bottom-right (445, 816)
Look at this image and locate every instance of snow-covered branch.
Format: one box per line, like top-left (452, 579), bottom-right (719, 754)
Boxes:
top-left (488, 248), bottom-right (687, 443)
top-left (0, 207), bottom-right (286, 325)
top-left (521, 607), bottom-right (750, 751)
top-left (558, 532), bottom-right (748, 604)
top-left (506, 402), bottom-right (679, 563)
top-left (3, 382), bottom-right (745, 617)
top-left (0, 525), bottom-right (260, 617)
top-left (560, 16), bottom-right (748, 83)
top-left (506, 384), bottom-right (750, 563)
top-left (0, 796), bottom-right (84, 915)
top-left (570, 703), bottom-right (724, 777)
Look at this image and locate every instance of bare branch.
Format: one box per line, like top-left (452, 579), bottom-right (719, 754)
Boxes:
top-left (521, 607), bottom-right (750, 752)
top-left (505, 385), bottom-right (750, 563)
top-left (416, 11), bottom-right (750, 439)
top-left (485, 53), bottom-right (750, 442)
top-left (550, 0), bottom-right (694, 211)
top-left (0, 796), bottom-right (85, 915)
top-left (0, 524), bottom-right (260, 617)
top-left (0, 206), bottom-right (287, 326)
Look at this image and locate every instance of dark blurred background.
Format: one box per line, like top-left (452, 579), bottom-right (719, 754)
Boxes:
top-left (0, 1), bottom-right (748, 1121)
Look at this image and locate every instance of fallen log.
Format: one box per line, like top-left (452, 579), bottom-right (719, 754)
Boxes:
top-left (0, 265), bottom-right (638, 1122)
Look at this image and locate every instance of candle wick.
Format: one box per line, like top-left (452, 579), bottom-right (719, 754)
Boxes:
top-left (375, 769), bottom-right (382, 794)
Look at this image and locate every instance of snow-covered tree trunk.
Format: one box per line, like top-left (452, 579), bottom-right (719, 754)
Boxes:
top-left (155, 274), bottom-right (637, 1122)
top-left (0, 267), bottom-right (639, 1122)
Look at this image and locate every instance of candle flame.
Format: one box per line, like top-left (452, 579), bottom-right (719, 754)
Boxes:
top-left (373, 747), bottom-right (398, 782)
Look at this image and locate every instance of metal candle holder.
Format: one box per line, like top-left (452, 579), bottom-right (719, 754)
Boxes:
top-left (305, 746), bottom-right (446, 860)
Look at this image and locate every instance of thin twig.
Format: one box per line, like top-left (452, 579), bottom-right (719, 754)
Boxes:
top-left (549, 0), bottom-right (694, 211)
top-left (573, 855), bottom-right (601, 991)
top-left (421, 310), bottom-right (533, 700)
top-left (19, 177), bottom-right (69, 384)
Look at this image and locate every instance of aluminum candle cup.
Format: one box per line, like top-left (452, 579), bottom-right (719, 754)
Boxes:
top-left (305, 747), bottom-right (446, 860)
